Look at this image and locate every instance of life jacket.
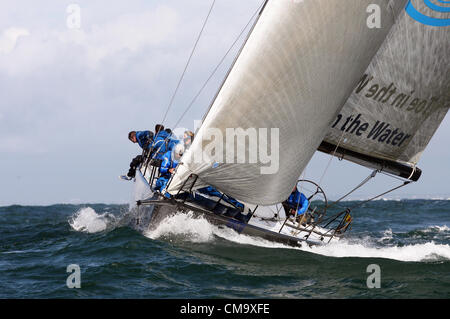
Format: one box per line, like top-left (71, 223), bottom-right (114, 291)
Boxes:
top-left (136, 131), bottom-right (153, 150)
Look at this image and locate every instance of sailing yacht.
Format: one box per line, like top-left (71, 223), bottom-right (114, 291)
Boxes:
top-left (131, 0), bottom-right (450, 247)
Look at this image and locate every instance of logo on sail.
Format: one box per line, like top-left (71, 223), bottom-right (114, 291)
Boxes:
top-left (405, 0), bottom-right (450, 27)
top-left (183, 126), bottom-right (280, 175)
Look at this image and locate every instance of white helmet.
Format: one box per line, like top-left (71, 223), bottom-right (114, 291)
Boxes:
top-left (174, 143), bottom-right (185, 157)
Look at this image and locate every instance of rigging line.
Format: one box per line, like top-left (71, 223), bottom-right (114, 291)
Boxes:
top-left (152, 0), bottom-right (263, 156)
top-left (348, 180), bottom-right (411, 211)
top-left (143, 0), bottom-right (218, 174)
top-left (407, 164), bottom-right (417, 180)
top-left (159, 1), bottom-right (267, 194)
top-left (326, 163), bottom-right (416, 211)
top-left (318, 129), bottom-right (346, 187)
top-left (322, 209), bottom-right (347, 229)
top-left (296, 168), bottom-right (308, 214)
top-left (320, 181), bottom-right (410, 227)
top-left (149, 1), bottom-right (265, 183)
top-left (160, 0), bottom-right (216, 126)
top-left (170, 1), bottom-right (263, 130)
top-left (326, 169), bottom-right (378, 209)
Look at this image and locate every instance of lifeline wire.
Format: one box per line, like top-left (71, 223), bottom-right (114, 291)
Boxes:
top-left (170, 0), bottom-right (266, 130)
top-left (160, 0), bottom-right (216, 127)
top-left (318, 128), bottom-right (346, 187)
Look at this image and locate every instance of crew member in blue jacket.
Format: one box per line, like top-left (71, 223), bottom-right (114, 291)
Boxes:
top-left (154, 144), bottom-right (185, 197)
top-left (283, 185), bottom-right (309, 222)
top-left (128, 130), bottom-right (154, 151)
top-left (151, 125), bottom-right (179, 160)
top-left (121, 130), bottom-right (154, 180)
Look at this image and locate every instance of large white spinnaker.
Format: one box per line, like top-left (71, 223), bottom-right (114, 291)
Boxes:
top-left (168, 0), bottom-right (408, 205)
top-left (321, 0), bottom-right (450, 181)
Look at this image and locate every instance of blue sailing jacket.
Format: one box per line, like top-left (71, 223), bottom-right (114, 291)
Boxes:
top-left (151, 131), bottom-right (179, 160)
top-left (160, 150), bottom-right (180, 178)
top-left (286, 190), bottom-right (309, 215)
top-left (135, 131), bottom-right (153, 150)
top-left (154, 150), bottom-right (180, 197)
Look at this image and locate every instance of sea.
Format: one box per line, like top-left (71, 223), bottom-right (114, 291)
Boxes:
top-left (1, 199), bottom-right (449, 299)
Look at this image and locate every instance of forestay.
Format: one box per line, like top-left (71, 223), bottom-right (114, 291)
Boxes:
top-left (168, 0), bottom-right (408, 205)
top-left (321, 0), bottom-right (450, 181)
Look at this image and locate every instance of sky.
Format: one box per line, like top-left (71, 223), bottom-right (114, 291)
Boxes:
top-left (0, 0), bottom-right (449, 206)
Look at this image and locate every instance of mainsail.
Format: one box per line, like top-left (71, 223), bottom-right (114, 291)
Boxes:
top-left (168, 0), bottom-right (408, 205)
top-left (321, 0), bottom-right (450, 181)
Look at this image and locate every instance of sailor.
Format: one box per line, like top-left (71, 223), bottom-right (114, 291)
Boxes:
top-left (166, 128), bottom-right (180, 152)
top-left (183, 130), bottom-right (194, 150)
top-left (197, 186), bottom-right (244, 211)
top-left (151, 124), bottom-right (179, 161)
top-left (120, 130), bottom-right (154, 180)
top-left (128, 130), bottom-right (154, 151)
top-left (283, 185), bottom-right (309, 223)
top-left (154, 143), bottom-right (185, 197)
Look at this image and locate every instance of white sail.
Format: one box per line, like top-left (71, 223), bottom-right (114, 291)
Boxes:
top-left (321, 0), bottom-right (450, 180)
top-left (168, 0), bottom-right (407, 205)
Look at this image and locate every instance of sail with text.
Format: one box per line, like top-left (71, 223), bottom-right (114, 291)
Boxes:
top-left (321, 0), bottom-right (450, 181)
top-left (168, 0), bottom-right (408, 205)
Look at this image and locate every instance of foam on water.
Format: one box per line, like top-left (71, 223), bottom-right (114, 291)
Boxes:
top-left (144, 212), bottom-right (450, 262)
top-left (69, 207), bottom-right (116, 233)
top-left (223, 228), bottom-right (450, 262)
top-left (301, 240), bottom-right (450, 262)
top-left (378, 228), bottom-right (394, 242)
top-left (144, 211), bottom-right (289, 248)
top-left (422, 225), bottom-right (450, 233)
top-left (144, 211), bottom-right (215, 242)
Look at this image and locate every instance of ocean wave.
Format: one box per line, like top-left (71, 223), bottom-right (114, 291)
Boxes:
top-left (300, 239), bottom-right (450, 262)
top-left (68, 207), bottom-right (117, 233)
top-left (142, 211), bottom-right (450, 262)
top-left (422, 225), bottom-right (450, 233)
top-left (144, 211), bottom-right (216, 243)
top-left (144, 210), bottom-right (293, 248)
top-left (378, 228), bottom-right (394, 242)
